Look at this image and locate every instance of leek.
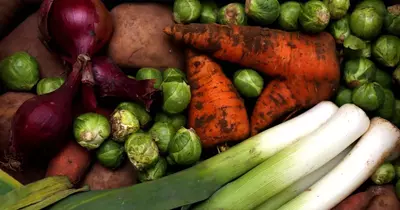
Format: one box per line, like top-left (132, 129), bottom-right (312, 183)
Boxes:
top-left (278, 117), bottom-right (400, 210)
top-left (194, 104), bottom-right (370, 210)
top-left (255, 145), bottom-right (354, 210)
top-left (51, 101), bottom-right (338, 210)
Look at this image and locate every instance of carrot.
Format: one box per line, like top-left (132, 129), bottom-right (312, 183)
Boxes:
top-left (164, 23), bottom-right (340, 135)
top-left (186, 49), bottom-right (250, 148)
top-left (45, 140), bottom-right (92, 185)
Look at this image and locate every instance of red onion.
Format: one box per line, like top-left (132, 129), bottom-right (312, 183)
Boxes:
top-left (7, 55), bottom-right (89, 168)
top-left (92, 56), bottom-right (159, 110)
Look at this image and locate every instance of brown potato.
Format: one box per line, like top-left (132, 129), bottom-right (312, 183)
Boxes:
top-left (82, 160), bottom-right (137, 190)
top-left (0, 92), bottom-right (47, 184)
top-left (108, 3), bottom-right (184, 70)
top-left (0, 11), bottom-right (67, 78)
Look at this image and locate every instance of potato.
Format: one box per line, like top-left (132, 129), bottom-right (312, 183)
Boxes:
top-left (82, 161), bottom-right (137, 190)
top-left (0, 92), bottom-right (47, 184)
top-left (0, 11), bottom-right (66, 78)
top-left (108, 3), bottom-right (184, 70)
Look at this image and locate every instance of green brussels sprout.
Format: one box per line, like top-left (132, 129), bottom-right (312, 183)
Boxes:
top-left (343, 35), bottom-right (371, 59)
top-left (384, 5), bottom-right (400, 36)
top-left (0, 52), bottom-right (40, 91)
top-left (391, 100), bottom-right (400, 127)
top-left (154, 112), bottom-right (170, 123)
top-left (375, 88), bottom-right (395, 120)
top-left (73, 113), bottom-right (111, 150)
top-left (138, 157), bottom-right (168, 182)
top-left (372, 35), bottom-right (400, 68)
top-left (110, 109), bottom-right (140, 142)
top-left (355, 0), bottom-right (387, 17)
top-left (323, 0), bottom-right (350, 20)
top-left (374, 68), bottom-right (392, 89)
top-left (96, 139), bottom-right (125, 169)
top-left (278, 1), bottom-right (301, 31)
top-left (343, 58), bottom-right (376, 88)
top-left (218, 3), bottom-right (247, 25)
top-left (329, 15), bottom-right (350, 44)
top-left (352, 82), bottom-right (385, 111)
top-left (167, 128), bottom-right (202, 166)
top-left (371, 163), bottom-right (396, 185)
top-left (173, 0), bottom-right (202, 23)
top-left (350, 7), bottom-right (383, 40)
top-left (163, 68), bottom-right (186, 83)
top-left (36, 77), bottom-right (65, 95)
top-left (149, 122), bottom-right (176, 153)
top-left (125, 132), bottom-right (159, 171)
top-left (116, 102), bottom-right (151, 127)
top-left (245, 0), bottom-right (280, 25)
top-left (162, 81), bottom-right (191, 114)
top-left (233, 69), bottom-right (264, 98)
top-left (136, 67), bottom-right (163, 89)
top-left (334, 87), bottom-right (353, 107)
top-left (299, 0), bottom-right (330, 33)
top-left (155, 112), bottom-right (187, 131)
top-left (200, 1), bottom-right (218, 23)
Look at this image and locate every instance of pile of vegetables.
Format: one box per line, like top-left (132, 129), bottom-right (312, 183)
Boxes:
top-left (0, 0), bottom-right (399, 209)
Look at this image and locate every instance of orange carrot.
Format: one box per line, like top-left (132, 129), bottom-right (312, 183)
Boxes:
top-left (45, 140), bottom-right (92, 185)
top-left (186, 49), bottom-right (250, 148)
top-left (164, 23), bottom-right (340, 135)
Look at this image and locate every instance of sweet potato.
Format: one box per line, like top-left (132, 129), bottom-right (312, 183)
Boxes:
top-left (82, 161), bottom-right (137, 190)
top-left (0, 92), bottom-right (46, 184)
top-left (108, 3), bottom-right (184, 69)
top-left (0, 11), bottom-right (66, 78)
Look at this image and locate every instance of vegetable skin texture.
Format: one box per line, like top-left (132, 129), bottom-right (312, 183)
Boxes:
top-left (0, 169), bottom-right (22, 195)
top-left (45, 140), bottom-right (91, 185)
top-left (49, 101), bottom-right (338, 210)
top-left (278, 117), bottom-right (400, 210)
top-left (186, 49), bottom-right (250, 147)
top-left (164, 23), bottom-right (340, 135)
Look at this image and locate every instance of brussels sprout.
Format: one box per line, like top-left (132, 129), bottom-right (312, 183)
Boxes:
top-left (155, 112), bottom-right (187, 131)
top-left (375, 89), bottom-right (395, 120)
top-left (116, 102), bottom-right (151, 127)
top-left (391, 100), bottom-right (400, 127)
top-left (343, 58), bottom-right (376, 88)
top-left (36, 77), bottom-right (65, 95)
top-left (352, 82), bottom-right (385, 111)
top-left (125, 132), bottom-right (159, 171)
top-left (323, 0), bottom-right (350, 20)
top-left (154, 112), bottom-right (171, 123)
top-left (218, 3), bottom-right (247, 25)
top-left (162, 81), bottom-right (191, 114)
top-left (233, 69), bottom-right (264, 98)
top-left (329, 15), bottom-right (350, 44)
top-left (200, 1), bottom-right (218, 23)
top-left (343, 35), bottom-right (371, 59)
top-left (278, 1), bottom-right (301, 31)
top-left (355, 0), bottom-right (387, 17)
top-left (0, 51), bottom-right (40, 91)
top-left (173, 0), bottom-right (202, 23)
top-left (73, 113), bottom-right (111, 150)
top-left (350, 7), bottom-right (383, 40)
top-left (374, 68), bottom-right (392, 89)
top-left (167, 128), bottom-right (202, 165)
top-left (149, 122), bottom-right (176, 153)
top-left (96, 139), bottom-right (125, 169)
top-left (334, 87), bottom-right (353, 107)
top-left (110, 109), bottom-right (140, 142)
top-left (138, 157), bottom-right (168, 182)
top-left (384, 5), bottom-right (400, 36)
top-left (371, 163), bottom-right (395, 185)
top-left (299, 0), bottom-right (330, 33)
top-left (245, 0), bottom-right (280, 25)
top-left (372, 35), bottom-right (400, 68)
top-left (163, 68), bottom-right (186, 83)
top-left (136, 67), bottom-right (163, 89)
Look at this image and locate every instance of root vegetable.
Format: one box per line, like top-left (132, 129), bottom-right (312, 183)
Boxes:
top-left (164, 23), bottom-right (340, 136)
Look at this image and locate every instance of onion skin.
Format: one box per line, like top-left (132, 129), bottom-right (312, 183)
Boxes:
top-left (92, 57), bottom-right (160, 110)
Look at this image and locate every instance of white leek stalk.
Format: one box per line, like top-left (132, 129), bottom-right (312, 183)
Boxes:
top-left (194, 104), bottom-right (370, 210)
top-left (278, 117), bottom-right (400, 210)
top-left (255, 145), bottom-right (354, 210)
